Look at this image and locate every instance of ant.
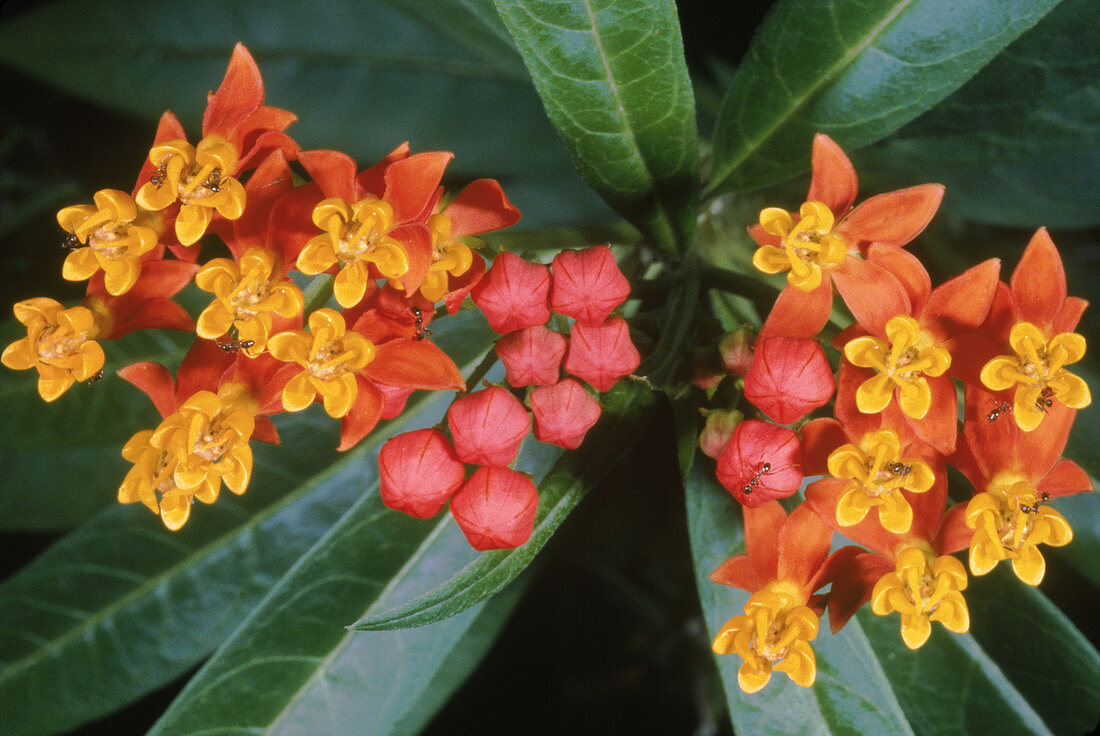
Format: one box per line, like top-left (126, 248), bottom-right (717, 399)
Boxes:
top-left (986, 401), bottom-right (1011, 422)
top-left (886, 462), bottom-right (912, 477)
top-left (86, 369), bottom-right (104, 386)
top-left (203, 170), bottom-right (222, 193)
top-left (215, 324), bottom-right (254, 353)
top-left (149, 160), bottom-right (169, 188)
top-left (741, 462), bottom-right (771, 495)
top-left (1018, 492), bottom-right (1051, 515)
top-left (1034, 387), bottom-right (1054, 413)
top-left (61, 229), bottom-right (82, 251)
top-left (410, 305), bottom-right (432, 340)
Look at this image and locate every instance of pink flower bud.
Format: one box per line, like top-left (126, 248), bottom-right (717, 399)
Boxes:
top-left (699, 409), bottom-right (743, 459)
top-left (716, 420), bottom-right (802, 507)
top-left (718, 327), bottom-right (754, 377)
top-left (550, 245), bottom-right (631, 325)
top-left (450, 466), bottom-right (539, 550)
top-left (743, 337), bottom-right (834, 424)
top-left (470, 252), bottom-right (551, 334)
top-left (378, 429), bottom-right (466, 518)
top-left (563, 316), bottom-right (641, 392)
top-left (529, 378), bottom-right (602, 449)
top-left (447, 386), bottom-right (531, 466)
top-left (494, 326), bottom-right (568, 387)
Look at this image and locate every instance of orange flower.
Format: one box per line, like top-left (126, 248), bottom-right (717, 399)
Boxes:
top-left (749, 134), bottom-right (943, 341)
top-left (134, 44), bottom-right (298, 246)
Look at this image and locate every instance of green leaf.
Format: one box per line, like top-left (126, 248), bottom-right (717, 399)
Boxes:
top-left (857, 612), bottom-right (1057, 736)
top-left (0, 0), bottom-right (613, 228)
top-left (708, 0), bottom-right (1063, 194)
top-left (146, 487), bottom-right (523, 736)
top-left (351, 378), bottom-right (657, 630)
top-left (685, 461), bottom-right (915, 736)
top-left (0, 327), bottom-right (191, 530)
top-left (386, 0), bottom-right (522, 68)
top-left (0, 311), bottom-right (495, 736)
top-left (873, 0), bottom-right (1099, 163)
top-left (1052, 490), bottom-right (1100, 590)
top-left (492, 0), bottom-right (700, 255)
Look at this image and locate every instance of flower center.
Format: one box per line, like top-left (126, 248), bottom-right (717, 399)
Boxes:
top-left (845, 315), bottom-right (951, 419)
top-left (827, 429), bottom-right (934, 533)
top-left (980, 321), bottom-right (1090, 431)
top-left (753, 201), bottom-right (848, 292)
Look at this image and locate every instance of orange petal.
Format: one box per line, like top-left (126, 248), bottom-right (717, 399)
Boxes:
top-left (203, 43), bottom-right (264, 141)
top-left (831, 257), bottom-right (910, 338)
top-left (384, 151), bottom-right (453, 223)
top-left (906, 374), bottom-right (957, 455)
top-left (362, 338), bottom-right (465, 391)
top-left (758, 280), bottom-right (833, 341)
top-left (744, 502), bottom-right (787, 586)
top-left (1038, 459), bottom-right (1092, 498)
top-left (777, 504), bottom-right (832, 588)
top-left (299, 149), bottom-right (358, 203)
top-left (807, 133), bottom-right (858, 218)
top-left (709, 554), bottom-right (758, 591)
top-left (920, 259), bottom-right (1001, 341)
top-left (337, 378), bottom-right (386, 451)
top-left (1010, 228), bottom-right (1066, 331)
top-left (835, 184), bottom-right (944, 250)
top-left (867, 244), bottom-right (931, 314)
top-left (445, 179), bottom-right (522, 237)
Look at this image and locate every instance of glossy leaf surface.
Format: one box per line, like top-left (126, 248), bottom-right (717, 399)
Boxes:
top-left (709, 0), bottom-right (1062, 193)
top-left (493, 0), bottom-right (700, 254)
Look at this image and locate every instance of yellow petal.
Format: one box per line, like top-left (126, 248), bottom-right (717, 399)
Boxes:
top-left (1011, 544), bottom-right (1046, 586)
top-left (176, 204), bottom-right (212, 246)
top-left (836, 485), bottom-right (872, 527)
top-left (281, 372), bottom-right (317, 412)
top-left (900, 613), bottom-right (931, 649)
top-left (752, 245), bottom-right (790, 275)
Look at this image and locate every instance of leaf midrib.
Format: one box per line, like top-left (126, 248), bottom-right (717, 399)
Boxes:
top-left (708, 0), bottom-right (917, 193)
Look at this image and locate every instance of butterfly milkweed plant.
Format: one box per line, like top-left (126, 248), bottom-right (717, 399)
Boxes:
top-left (0, 1), bottom-right (1097, 734)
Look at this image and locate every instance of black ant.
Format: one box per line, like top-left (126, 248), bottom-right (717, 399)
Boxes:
top-left (986, 401), bottom-right (1011, 422)
top-left (85, 369), bottom-right (104, 386)
top-left (1034, 387), bottom-right (1054, 413)
top-left (203, 170), bottom-right (222, 193)
top-left (215, 324), bottom-right (254, 353)
top-left (61, 230), bottom-right (82, 251)
top-left (741, 462), bottom-right (771, 495)
top-left (149, 160), bottom-right (169, 188)
top-left (886, 462), bottom-right (912, 477)
top-left (1019, 492), bottom-right (1051, 515)
top-left (410, 305), bottom-right (432, 340)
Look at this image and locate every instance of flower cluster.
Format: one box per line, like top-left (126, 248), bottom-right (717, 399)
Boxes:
top-left (379, 245), bottom-right (640, 549)
top-left (702, 135), bottom-right (1091, 692)
top-left (2, 45), bottom-right (648, 534)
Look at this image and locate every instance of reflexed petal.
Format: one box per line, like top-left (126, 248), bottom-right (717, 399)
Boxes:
top-left (334, 262), bottom-right (369, 308)
top-left (1053, 370), bottom-right (1091, 409)
top-left (836, 485), bottom-right (872, 526)
top-left (774, 640), bottom-right (816, 687)
top-left (896, 376), bottom-right (931, 419)
top-left (1011, 545), bottom-right (1046, 586)
top-left (737, 660), bottom-right (773, 694)
top-left (752, 245), bottom-right (790, 274)
top-left (281, 372), bottom-right (317, 411)
top-left (856, 373), bottom-right (894, 414)
top-left (317, 373), bottom-right (358, 418)
top-left (176, 204), bottom-right (213, 246)
top-left (900, 613), bottom-right (932, 649)
top-left (62, 248), bottom-right (101, 281)
top-left (877, 492), bottom-right (914, 534)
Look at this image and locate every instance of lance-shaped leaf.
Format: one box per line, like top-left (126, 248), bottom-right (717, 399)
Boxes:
top-left (708, 0), bottom-right (1062, 194)
top-left (351, 378), bottom-right (656, 630)
top-left (853, 0), bottom-right (1100, 228)
top-left (493, 0), bottom-right (700, 255)
top-left (146, 488), bottom-right (524, 735)
top-left (0, 312), bottom-right (495, 736)
top-left (686, 455), bottom-right (1100, 735)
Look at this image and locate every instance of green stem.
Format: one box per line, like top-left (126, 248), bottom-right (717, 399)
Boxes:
top-left (697, 262), bottom-right (778, 303)
top-left (638, 258), bottom-right (702, 388)
top-left (463, 347), bottom-right (500, 393)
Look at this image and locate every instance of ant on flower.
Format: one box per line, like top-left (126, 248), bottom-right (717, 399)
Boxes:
top-left (215, 324), bottom-right (254, 354)
top-left (741, 462), bottom-right (771, 495)
top-left (61, 229), bottom-right (81, 251)
top-left (1034, 387), bottom-right (1055, 413)
top-left (886, 462), bottom-right (912, 477)
top-left (410, 305), bottom-right (432, 341)
top-left (1018, 492), bottom-right (1051, 515)
top-left (986, 400), bottom-right (1011, 422)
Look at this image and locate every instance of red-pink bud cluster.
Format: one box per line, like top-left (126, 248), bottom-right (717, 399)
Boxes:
top-left (378, 246), bottom-right (638, 551)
